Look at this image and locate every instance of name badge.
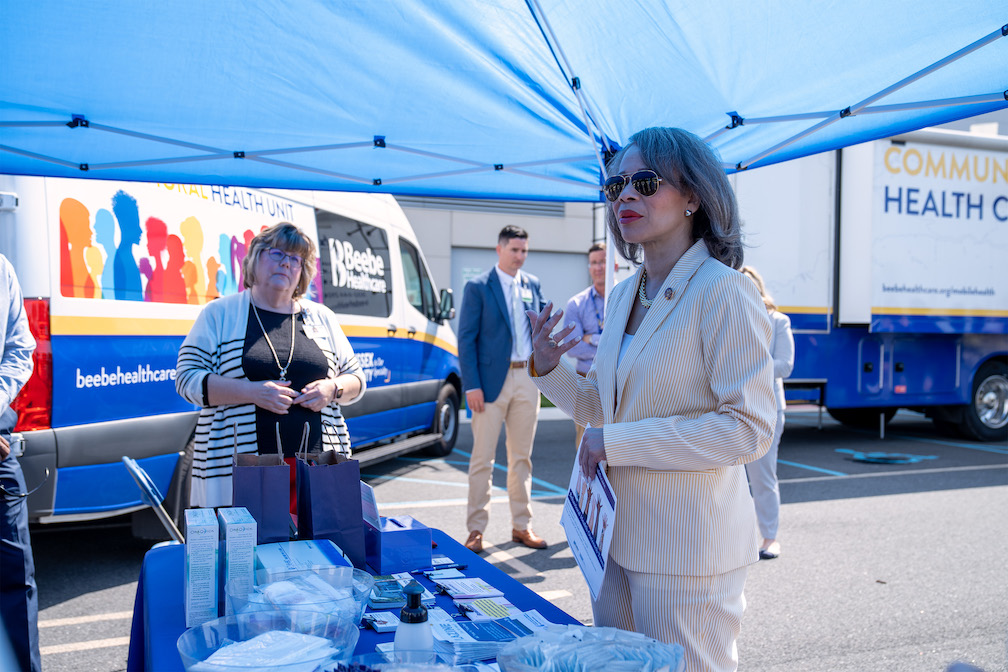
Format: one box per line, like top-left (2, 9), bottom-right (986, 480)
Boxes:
top-left (520, 287), bottom-right (533, 304)
top-left (302, 321), bottom-right (325, 340)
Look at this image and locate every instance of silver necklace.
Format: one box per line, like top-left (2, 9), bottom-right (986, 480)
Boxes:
top-left (251, 300), bottom-right (296, 380)
top-left (638, 269), bottom-right (652, 308)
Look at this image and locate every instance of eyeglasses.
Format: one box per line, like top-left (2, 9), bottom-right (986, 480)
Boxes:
top-left (602, 170), bottom-right (663, 202)
top-left (266, 247), bottom-right (303, 268)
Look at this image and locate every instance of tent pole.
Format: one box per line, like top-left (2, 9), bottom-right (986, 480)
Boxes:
top-left (737, 23), bottom-right (1008, 170)
top-left (525, 0), bottom-right (617, 301)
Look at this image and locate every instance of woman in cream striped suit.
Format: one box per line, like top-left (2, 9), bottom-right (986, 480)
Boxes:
top-left (528, 127), bottom-right (777, 672)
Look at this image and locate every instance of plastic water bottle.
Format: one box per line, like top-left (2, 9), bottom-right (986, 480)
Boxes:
top-left (393, 580), bottom-right (433, 656)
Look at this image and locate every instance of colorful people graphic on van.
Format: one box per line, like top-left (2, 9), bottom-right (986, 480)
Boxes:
top-left (57, 187), bottom-right (258, 305)
top-left (112, 191), bottom-right (144, 301)
top-left (59, 197), bottom-right (94, 299)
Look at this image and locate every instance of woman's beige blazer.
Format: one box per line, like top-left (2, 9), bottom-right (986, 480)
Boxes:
top-left (533, 240), bottom-right (776, 576)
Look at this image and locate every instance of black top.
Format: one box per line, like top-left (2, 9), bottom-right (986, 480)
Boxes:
top-left (243, 305), bottom-right (328, 457)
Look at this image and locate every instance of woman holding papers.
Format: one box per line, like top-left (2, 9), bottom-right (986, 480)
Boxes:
top-left (526, 127), bottom-right (776, 672)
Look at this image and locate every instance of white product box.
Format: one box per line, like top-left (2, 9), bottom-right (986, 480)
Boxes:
top-left (217, 507), bottom-right (257, 616)
top-left (184, 508), bottom-right (220, 627)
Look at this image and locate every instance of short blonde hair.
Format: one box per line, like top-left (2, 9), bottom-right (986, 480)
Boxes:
top-left (242, 222), bottom-right (317, 298)
top-left (741, 265), bottom-right (777, 312)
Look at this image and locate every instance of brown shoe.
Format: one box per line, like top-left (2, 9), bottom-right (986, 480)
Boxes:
top-left (511, 528), bottom-right (547, 549)
top-left (464, 530), bottom-right (483, 554)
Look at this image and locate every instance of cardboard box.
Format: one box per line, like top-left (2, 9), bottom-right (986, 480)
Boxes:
top-left (217, 507), bottom-right (257, 615)
top-left (184, 508), bottom-right (219, 627)
top-left (254, 539), bottom-right (351, 583)
top-left (364, 515), bottom-right (432, 574)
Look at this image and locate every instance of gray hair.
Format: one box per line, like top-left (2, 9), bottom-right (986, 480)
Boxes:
top-left (604, 127), bottom-right (743, 269)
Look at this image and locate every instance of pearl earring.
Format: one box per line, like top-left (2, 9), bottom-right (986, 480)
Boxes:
top-left (685, 209), bottom-right (693, 216)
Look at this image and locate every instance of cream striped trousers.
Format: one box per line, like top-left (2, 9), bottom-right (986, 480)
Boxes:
top-left (592, 561), bottom-right (748, 672)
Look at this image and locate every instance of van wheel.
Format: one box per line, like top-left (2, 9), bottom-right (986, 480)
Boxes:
top-left (960, 361), bottom-right (1008, 442)
top-left (826, 407), bottom-right (896, 429)
top-left (424, 385), bottom-right (459, 457)
top-left (165, 434), bottom-right (194, 533)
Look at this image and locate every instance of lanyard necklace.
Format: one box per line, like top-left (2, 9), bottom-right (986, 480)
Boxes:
top-left (251, 300), bottom-right (296, 381)
top-left (592, 288), bottom-right (604, 329)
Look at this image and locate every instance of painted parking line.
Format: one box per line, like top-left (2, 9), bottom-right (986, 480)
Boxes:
top-left (389, 450), bottom-right (569, 497)
top-left (777, 459), bottom-right (847, 477)
top-left (39, 611), bottom-right (132, 628)
top-left (780, 462), bottom-right (1006, 484)
top-left (374, 491), bottom-right (561, 509)
top-left (486, 547), bottom-right (544, 578)
top-left (884, 434), bottom-right (1008, 455)
top-left (41, 636), bottom-right (130, 655)
top-left (785, 412), bottom-right (1008, 456)
top-left (361, 474), bottom-right (470, 489)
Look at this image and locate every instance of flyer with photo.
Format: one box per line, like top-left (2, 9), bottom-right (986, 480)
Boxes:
top-left (560, 445), bottom-right (616, 600)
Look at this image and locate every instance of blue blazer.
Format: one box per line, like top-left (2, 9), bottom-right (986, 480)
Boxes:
top-left (458, 268), bottom-right (546, 403)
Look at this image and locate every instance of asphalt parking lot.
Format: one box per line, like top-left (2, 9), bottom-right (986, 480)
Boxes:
top-left (365, 406), bottom-right (1008, 672)
top-left (30, 406), bottom-right (1007, 672)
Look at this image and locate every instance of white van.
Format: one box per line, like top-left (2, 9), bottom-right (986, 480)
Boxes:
top-left (0, 176), bottom-right (460, 532)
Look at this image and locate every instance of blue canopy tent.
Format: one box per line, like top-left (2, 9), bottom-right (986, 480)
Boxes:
top-left (1, 1), bottom-right (1005, 201)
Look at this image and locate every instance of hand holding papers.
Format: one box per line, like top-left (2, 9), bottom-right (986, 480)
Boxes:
top-left (560, 443), bottom-right (615, 601)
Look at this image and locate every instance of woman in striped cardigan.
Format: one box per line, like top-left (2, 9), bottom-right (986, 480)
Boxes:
top-left (527, 127), bottom-right (776, 672)
top-left (176, 222), bottom-right (366, 509)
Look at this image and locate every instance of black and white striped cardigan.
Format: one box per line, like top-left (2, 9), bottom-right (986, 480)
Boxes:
top-left (176, 290), bottom-right (366, 507)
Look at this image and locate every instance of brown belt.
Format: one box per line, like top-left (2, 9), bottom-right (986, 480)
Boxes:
top-left (510, 360), bottom-right (528, 369)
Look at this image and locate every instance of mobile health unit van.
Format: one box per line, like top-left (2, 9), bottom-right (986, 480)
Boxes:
top-left (0, 176), bottom-right (460, 531)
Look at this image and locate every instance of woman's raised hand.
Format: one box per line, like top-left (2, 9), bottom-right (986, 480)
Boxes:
top-left (526, 301), bottom-right (578, 376)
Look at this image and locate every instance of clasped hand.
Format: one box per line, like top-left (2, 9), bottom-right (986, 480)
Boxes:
top-left (254, 379), bottom-right (336, 413)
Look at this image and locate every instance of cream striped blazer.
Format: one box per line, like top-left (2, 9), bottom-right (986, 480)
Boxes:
top-left (534, 240), bottom-right (776, 576)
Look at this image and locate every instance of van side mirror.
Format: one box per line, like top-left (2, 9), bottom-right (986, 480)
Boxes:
top-left (437, 288), bottom-right (455, 323)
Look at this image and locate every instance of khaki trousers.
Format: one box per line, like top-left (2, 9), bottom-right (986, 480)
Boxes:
top-left (466, 368), bottom-right (540, 533)
top-left (592, 560), bottom-right (747, 672)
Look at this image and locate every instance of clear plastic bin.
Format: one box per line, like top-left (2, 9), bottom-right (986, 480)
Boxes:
top-left (176, 607), bottom-right (359, 671)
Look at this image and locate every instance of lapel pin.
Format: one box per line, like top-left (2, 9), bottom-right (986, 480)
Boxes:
top-left (664, 288), bottom-right (674, 300)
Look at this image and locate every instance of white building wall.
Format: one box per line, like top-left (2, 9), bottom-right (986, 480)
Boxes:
top-left (398, 198), bottom-right (608, 333)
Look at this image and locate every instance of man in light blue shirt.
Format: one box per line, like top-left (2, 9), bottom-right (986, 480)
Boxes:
top-left (0, 253), bottom-right (40, 672)
top-left (563, 242), bottom-right (606, 448)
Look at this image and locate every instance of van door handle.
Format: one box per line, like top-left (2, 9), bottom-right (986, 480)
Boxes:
top-left (407, 327), bottom-right (417, 338)
top-left (387, 324), bottom-right (397, 336)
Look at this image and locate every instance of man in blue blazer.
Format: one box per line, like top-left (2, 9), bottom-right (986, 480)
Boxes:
top-left (458, 225), bottom-right (548, 553)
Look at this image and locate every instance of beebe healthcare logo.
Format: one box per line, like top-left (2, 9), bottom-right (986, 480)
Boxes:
top-left (327, 238), bottom-right (387, 293)
top-left (76, 364), bottom-right (177, 388)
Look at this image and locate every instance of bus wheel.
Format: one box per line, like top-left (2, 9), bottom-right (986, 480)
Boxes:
top-left (424, 384), bottom-right (459, 457)
top-left (826, 407), bottom-right (896, 429)
top-left (960, 361), bottom-right (1008, 442)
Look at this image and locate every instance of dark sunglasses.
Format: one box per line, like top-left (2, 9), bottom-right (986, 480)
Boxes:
top-left (602, 169), bottom-right (664, 202)
top-left (266, 247), bottom-right (303, 268)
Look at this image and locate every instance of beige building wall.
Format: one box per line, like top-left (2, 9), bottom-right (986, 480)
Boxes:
top-left (398, 199), bottom-right (606, 323)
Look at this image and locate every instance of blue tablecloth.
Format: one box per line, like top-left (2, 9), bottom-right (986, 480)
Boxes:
top-left (126, 528), bottom-right (581, 671)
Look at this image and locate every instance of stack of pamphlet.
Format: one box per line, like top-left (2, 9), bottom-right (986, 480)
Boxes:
top-left (433, 577), bottom-right (504, 600)
top-left (430, 609), bottom-right (553, 664)
top-left (368, 572), bottom-right (438, 610)
top-left (454, 596), bottom-right (523, 621)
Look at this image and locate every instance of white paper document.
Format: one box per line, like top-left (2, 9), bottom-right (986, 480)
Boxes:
top-left (560, 446), bottom-right (616, 601)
